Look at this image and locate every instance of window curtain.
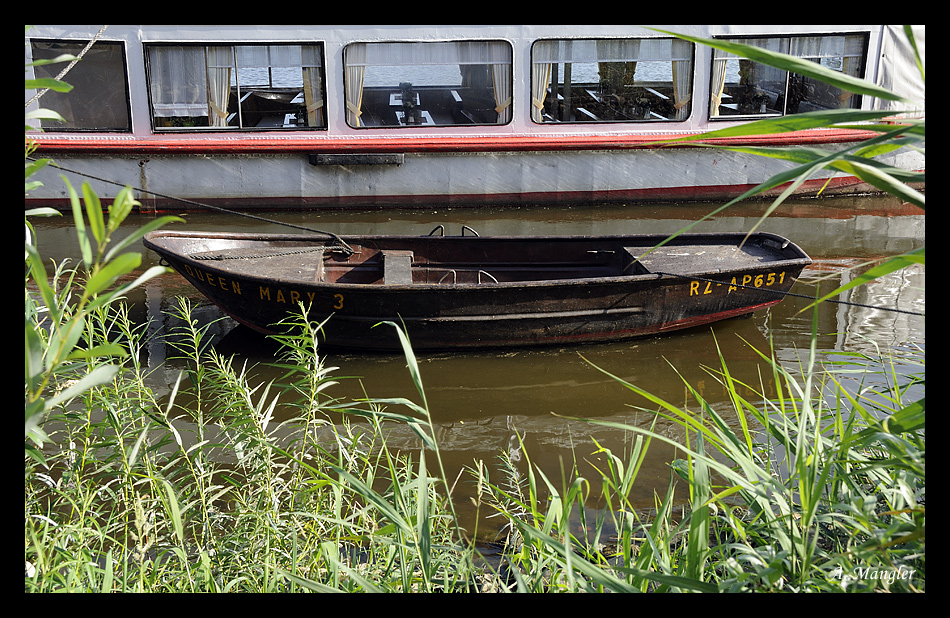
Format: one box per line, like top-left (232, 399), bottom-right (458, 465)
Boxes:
top-left (709, 47), bottom-right (730, 118)
top-left (491, 63), bottom-right (511, 123)
top-left (671, 39), bottom-right (692, 120)
top-left (531, 60), bottom-right (552, 122)
top-left (206, 46), bottom-right (233, 127)
top-left (344, 43), bottom-right (366, 127)
top-left (301, 45), bottom-right (324, 127)
top-left (149, 46), bottom-right (207, 117)
top-left (487, 42), bottom-right (512, 123)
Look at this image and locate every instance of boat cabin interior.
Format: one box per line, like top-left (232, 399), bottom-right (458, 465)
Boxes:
top-left (356, 83), bottom-right (501, 127)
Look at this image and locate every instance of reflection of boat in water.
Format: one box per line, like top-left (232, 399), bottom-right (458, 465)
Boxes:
top-left (143, 230), bottom-right (811, 351)
top-left (202, 310), bottom-right (782, 521)
top-left (211, 307), bottom-right (778, 422)
top-left (25, 25), bottom-right (923, 210)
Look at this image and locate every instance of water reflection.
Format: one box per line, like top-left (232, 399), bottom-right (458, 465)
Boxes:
top-left (30, 194), bottom-right (924, 538)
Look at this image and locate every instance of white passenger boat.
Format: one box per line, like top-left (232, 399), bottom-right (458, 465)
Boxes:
top-left (25, 25), bottom-right (924, 211)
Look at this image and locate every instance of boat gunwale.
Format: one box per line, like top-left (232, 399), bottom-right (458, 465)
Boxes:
top-left (143, 230), bottom-right (812, 290)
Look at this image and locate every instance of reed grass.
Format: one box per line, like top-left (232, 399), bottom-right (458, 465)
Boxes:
top-left (25, 287), bottom-right (924, 591)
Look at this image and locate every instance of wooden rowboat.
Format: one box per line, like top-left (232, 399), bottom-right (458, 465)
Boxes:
top-left (143, 229), bottom-right (811, 351)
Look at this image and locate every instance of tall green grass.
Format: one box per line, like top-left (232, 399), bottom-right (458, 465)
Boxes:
top-left (25, 289), bottom-right (924, 591)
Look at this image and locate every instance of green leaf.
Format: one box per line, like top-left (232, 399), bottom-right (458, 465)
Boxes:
top-left (24, 207), bottom-right (62, 218)
top-left (275, 569), bottom-right (347, 593)
top-left (25, 397), bottom-right (48, 442)
top-left (671, 109), bottom-right (903, 145)
top-left (329, 464), bottom-right (413, 537)
top-left (64, 178), bottom-right (93, 268)
top-left (84, 252), bottom-right (142, 297)
top-left (903, 26), bottom-right (924, 81)
top-left (26, 53), bottom-right (77, 67)
top-left (669, 458), bottom-right (690, 481)
top-left (44, 364), bottom-right (121, 410)
top-left (82, 182), bottom-right (106, 247)
top-left (377, 321), bottom-right (428, 411)
top-left (25, 108), bottom-right (66, 122)
top-left (24, 78), bottom-right (74, 93)
top-left (334, 400), bottom-right (436, 450)
top-left (65, 343), bottom-right (128, 361)
top-left (85, 265), bottom-right (175, 314)
top-left (24, 244), bottom-right (58, 324)
top-left (107, 186), bottom-right (138, 233)
top-left (828, 158), bottom-right (925, 208)
top-left (685, 432), bottom-right (711, 581)
top-left (127, 426), bottom-right (151, 470)
top-left (843, 398), bottom-right (925, 450)
top-left (162, 479), bottom-right (185, 545)
top-left (25, 158), bottom-right (50, 179)
top-left (25, 318), bottom-right (45, 393)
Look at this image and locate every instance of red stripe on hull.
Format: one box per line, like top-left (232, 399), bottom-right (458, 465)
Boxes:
top-left (29, 128), bottom-right (877, 155)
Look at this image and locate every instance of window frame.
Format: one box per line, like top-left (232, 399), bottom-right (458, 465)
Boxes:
top-left (29, 37), bottom-right (132, 133)
top-left (144, 41), bottom-right (328, 133)
top-left (529, 36), bottom-right (695, 125)
top-left (342, 39), bottom-right (514, 129)
top-left (708, 31), bottom-right (870, 121)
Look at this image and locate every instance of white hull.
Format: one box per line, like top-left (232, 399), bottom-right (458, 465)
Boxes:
top-left (25, 24), bottom-right (924, 210)
top-left (30, 144), bottom-right (921, 210)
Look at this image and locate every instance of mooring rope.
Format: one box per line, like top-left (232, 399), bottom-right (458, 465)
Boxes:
top-left (24, 156), bottom-right (355, 256)
top-left (654, 271), bottom-right (924, 317)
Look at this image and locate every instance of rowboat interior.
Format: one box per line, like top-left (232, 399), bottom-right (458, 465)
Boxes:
top-left (171, 232), bottom-right (801, 287)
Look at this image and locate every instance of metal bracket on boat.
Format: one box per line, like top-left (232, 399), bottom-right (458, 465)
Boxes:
top-left (477, 270), bottom-right (498, 284)
top-left (427, 225), bottom-right (480, 237)
top-left (435, 269), bottom-right (498, 285)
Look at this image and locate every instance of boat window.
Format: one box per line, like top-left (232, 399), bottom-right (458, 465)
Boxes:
top-left (530, 38), bottom-right (693, 124)
top-left (343, 40), bottom-right (512, 128)
top-left (146, 44), bottom-right (326, 131)
top-left (29, 39), bottom-right (131, 132)
top-left (709, 33), bottom-right (868, 119)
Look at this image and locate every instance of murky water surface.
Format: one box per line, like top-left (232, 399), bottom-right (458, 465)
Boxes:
top-left (31, 195), bottom-right (924, 537)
